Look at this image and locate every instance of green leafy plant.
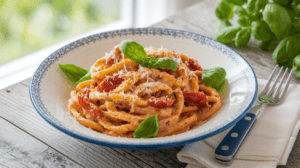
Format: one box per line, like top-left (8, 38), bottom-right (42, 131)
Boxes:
top-left (202, 67), bottom-right (227, 92)
top-left (273, 0), bottom-right (292, 7)
top-left (251, 21), bottom-right (275, 41)
top-left (119, 40), bottom-right (178, 71)
top-left (59, 64), bottom-right (91, 83)
top-left (293, 55), bottom-right (300, 78)
top-left (133, 113), bottom-right (159, 138)
top-left (272, 34), bottom-right (300, 67)
top-left (246, 0), bottom-right (268, 13)
top-left (235, 28), bottom-right (251, 47)
top-left (226, 0), bottom-right (248, 6)
top-left (216, 26), bottom-right (241, 44)
top-left (215, 0), bottom-right (234, 20)
top-left (215, 0), bottom-right (300, 78)
top-left (263, 3), bottom-right (292, 38)
top-left (256, 93), bottom-right (279, 107)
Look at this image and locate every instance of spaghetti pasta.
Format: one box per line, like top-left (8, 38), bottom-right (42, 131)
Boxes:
top-left (67, 45), bottom-right (222, 138)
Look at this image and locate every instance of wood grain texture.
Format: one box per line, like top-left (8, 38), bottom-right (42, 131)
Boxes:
top-left (0, 117), bottom-right (81, 168)
top-left (1, 0), bottom-right (300, 168)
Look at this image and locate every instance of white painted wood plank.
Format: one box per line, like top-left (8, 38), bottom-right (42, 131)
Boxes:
top-left (0, 117), bottom-right (81, 168)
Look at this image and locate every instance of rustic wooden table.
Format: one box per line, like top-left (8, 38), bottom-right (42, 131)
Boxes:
top-left (1, 1), bottom-right (300, 167)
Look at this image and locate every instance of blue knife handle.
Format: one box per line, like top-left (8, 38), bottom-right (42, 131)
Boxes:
top-left (215, 110), bottom-right (258, 164)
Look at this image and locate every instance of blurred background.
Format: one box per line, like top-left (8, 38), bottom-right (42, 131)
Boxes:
top-left (0, 0), bottom-right (200, 65)
top-left (0, 0), bottom-right (201, 89)
top-left (1, 0), bottom-right (120, 65)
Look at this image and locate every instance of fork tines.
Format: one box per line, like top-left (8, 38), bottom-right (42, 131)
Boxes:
top-left (260, 65), bottom-right (293, 103)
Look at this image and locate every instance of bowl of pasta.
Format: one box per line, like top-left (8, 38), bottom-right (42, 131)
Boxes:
top-left (30, 28), bottom-right (257, 149)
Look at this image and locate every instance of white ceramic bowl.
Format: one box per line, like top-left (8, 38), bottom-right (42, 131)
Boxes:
top-left (30, 28), bottom-right (257, 149)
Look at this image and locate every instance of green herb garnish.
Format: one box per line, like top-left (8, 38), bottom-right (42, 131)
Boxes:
top-left (77, 69), bottom-right (92, 83)
top-left (133, 113), bottom-right (159, 138)
top-left (202, 67), bottom-right (227, 92)
top-left (256, 93), bottom-right (279, 107)
top-left (59, 64), bottom-right (92, 83)
top-left (119, 40), bottom-right (178, 71)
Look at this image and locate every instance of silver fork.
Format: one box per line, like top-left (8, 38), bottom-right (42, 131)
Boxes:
top-left (214, 65), bottom-right (293, 166)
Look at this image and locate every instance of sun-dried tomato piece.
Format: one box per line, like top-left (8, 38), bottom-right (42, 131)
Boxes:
top-left (188, 58), bottom-right (203, 71)
top-left (97, 75), bottom-right (124, 92)
top-left (148, 97), bottom-right (174, 108)
top-left (78, 89), bottom-right (102, 119)
top-left (183, 90), bottom-right (207, 107)
top-left (106, 58), bottom-right (114, 66)
top-left (157, 68), bottom-right (174, 74)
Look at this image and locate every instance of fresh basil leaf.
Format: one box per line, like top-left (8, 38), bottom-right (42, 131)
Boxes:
top-left (150, 57), bottom-right (178, 71)
top-left (202, 67), bottom-right (227, 92)
top-left (272, 35), bottom-right (300, 67)
top-left (215, 20), bottom-right (232, 34)
top-left (119, 40), bottom-right (147, 65)
top-left (256, 93), bottom-right (279, 107)
top-left (251, 12), bottom-right (263, 21)
top-left (233, 6), bottom-right (248, 17)
top-left (133, 113), bottom-right (159, 138)
top-left (215, 0), bottom-right (234, 20)
top-left (235, 28), bottom-right (251, 47)
top-left (216, 26), bottom-right (241, 44)
top-left (293, 55), bottom-right (300, 78)
top-left (257, 38), bottom-right (277, 51)
top-left (263, 3), bottom-right (292, 38)
top-left (119, 40), bottom-right (178, 71)
top-left (251, 21), bottom-right (275, 41)
top-left (273, 0), bottom-right (292, 7)
top-left (295, 4), bottom-right (300, 17)
top-left (289, 22), bottom-right (300, 37)
top-left (77, 69), bottom-right (92, 83)
top-left (237, 17), bottom-right (251, 27)
top-left (144, 56), bottom-right (157, 66)
top-left (225, 0), bottom-right (247, 6)
top-left (246, 0), bottom-right (268, 13)
top-left (286, 5), bottom-right (297, 19)
top-left (59, 64), bottom-right (89, 82)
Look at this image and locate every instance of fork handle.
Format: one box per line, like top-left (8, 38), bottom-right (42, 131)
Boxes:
top-left (215, 107), bottom-right (260, 165)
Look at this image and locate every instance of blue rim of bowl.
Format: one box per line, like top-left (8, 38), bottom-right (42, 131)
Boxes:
top-left (29, 27), bottom-right (257, 150)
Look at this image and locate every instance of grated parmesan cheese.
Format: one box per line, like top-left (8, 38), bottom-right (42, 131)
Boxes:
top-left (139, 65), bottom-right (144, 72)
top-left (176, 57), bottom-right (181, 64)
top-left (141, 71), bottom-right (148, 79)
